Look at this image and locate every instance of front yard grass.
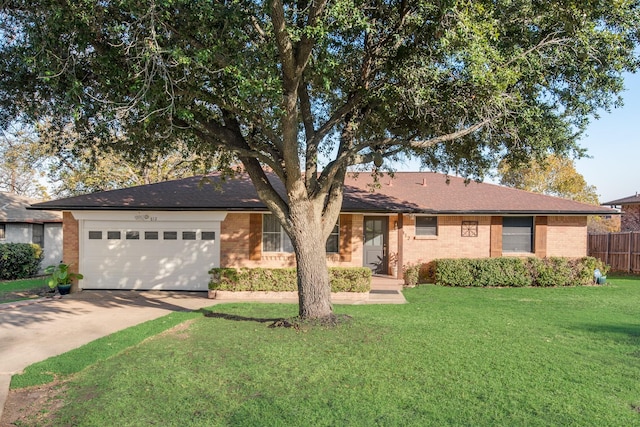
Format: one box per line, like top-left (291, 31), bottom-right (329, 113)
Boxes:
top-left (0, 277), bottom-right (48, 303)
top-left (8, 275), bottom-right (640, 426)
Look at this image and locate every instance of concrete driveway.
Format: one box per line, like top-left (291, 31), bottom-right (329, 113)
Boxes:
top-left (0, 291), bottom-right (217, 419)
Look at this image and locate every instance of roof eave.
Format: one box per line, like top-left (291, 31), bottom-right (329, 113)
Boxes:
top-left (30, 205), bottom-right (617, 216)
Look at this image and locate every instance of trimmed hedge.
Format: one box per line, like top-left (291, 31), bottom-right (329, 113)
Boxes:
top-left (407, 256), bottom-right (608, 287)
top-left (0, 243), bottom-right (43, 280)
top-left (209, 267), bottom-right (371, 293)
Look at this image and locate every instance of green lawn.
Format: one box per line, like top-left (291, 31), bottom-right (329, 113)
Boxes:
top-left (11, 275), bottom-right (640, 426)
top-left (0, 277), bottom-right (48, 303)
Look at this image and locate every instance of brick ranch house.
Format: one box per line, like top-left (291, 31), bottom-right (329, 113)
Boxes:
top-left (602, 193), bottom-right (640, 232)
top-left (30, 172), bottom-right (615, 291)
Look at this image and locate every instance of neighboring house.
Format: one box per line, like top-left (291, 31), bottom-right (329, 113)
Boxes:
top-left (602, 193), bottom-right (640, 232)
top-left (1, 192), bottom-right (63, 269)
top-left (30, 172), bottom-right (615, 291)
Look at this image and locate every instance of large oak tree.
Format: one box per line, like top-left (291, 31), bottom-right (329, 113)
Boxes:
top-left (1, 1), bottom-right (638, 319)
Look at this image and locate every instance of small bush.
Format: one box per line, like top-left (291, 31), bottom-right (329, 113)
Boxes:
top-left (529, 257), bottom-right (573, 287)
top-left (435, 259), bottom-right (475, 287)
top-left (403, 263), bottom-right (421, 287)
top-left (473, 257), bottom-right (532, 287)
top-left (419, 261), bottom-right (437, 284)
top-left (209, 267), bottom-right (371, 292)
top-left (0, 243), bottom-right (43, 280)
top-left (328, 267), bottom-right (372, 292)
top-left (404, 261), bottom-right (437, 286)
top-left (430, 256), bottom-right (607, 287)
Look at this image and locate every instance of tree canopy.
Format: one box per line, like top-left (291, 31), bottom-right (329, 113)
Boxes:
top-left (497, 154), bottom-right (622, 232)
top-left (1, 0), bottom-right (638, 319)
top-left (33, 121), bottom-right (216, 197)
top-left (497, 154), bottom-right (599, 204)
top-left (0, 121), bottom-right (215, 198)
top-left (0, 125), bottom-right (48, 198)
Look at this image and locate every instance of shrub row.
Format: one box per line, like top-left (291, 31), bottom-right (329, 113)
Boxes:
top-left (209, 267), bottom-right (371, 292)
top-left (403, 257), bottom-right (608, 287)
top-left (0, 243), bottom-right (43, 280)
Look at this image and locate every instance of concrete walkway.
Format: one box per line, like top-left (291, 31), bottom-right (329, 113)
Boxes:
top-left (0, 280), bottom-right (406, 419)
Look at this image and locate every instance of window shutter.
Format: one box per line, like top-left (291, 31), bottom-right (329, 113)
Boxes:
top-left (490, 216), bottom-right (502, 257)
top-left (339, 214), bottom-right (352, 262)
top-left (249, 213), bottom-right (262, 261)
top-left (535, 216), bottom-right (548, 258)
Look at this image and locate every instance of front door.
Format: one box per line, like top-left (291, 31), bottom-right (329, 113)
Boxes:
top-left (363, 216), bottom-right (388, 274)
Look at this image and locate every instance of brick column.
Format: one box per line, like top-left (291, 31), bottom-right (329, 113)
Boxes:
top-left (62, 212), bottom-right (80, 289)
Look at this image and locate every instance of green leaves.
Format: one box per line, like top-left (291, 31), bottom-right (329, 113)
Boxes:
top-left (2, 0), bottom-right (638, 176)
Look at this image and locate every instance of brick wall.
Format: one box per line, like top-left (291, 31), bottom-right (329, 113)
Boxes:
top-left (62, 212), bottom-right (80, 289)
top-left (400, 215), bottom-right (492, 265)
top-left (546, 216), bottom-right (588, 257)
top-left (220, 213), bottom-right (363, 268)
top-left (397, 215), bottom-right (588, 266)
top-left (219, 213), bottom-right (589, 271)
top-left (621, 204), bottom-right (640, 231)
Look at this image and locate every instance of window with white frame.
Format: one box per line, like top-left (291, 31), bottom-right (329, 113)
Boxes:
top-left (325, 219), bottom-right (340, 253)
top-left (262, 214), bottom-right (294, 253)
top-left (0, 224), bottom-right (5, 240)
top-left (262, 214), bottom-right (340, 253)
top-left (416, 216), bottom-right (437, 236)
top-left (502, 217), bottom-right (534, 253)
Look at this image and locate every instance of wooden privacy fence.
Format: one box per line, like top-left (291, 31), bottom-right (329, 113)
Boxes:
top-left (588, 232), bottom-right (640, 273)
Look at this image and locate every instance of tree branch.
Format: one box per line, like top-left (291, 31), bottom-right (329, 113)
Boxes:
top-left (270, 0), bottom-right (296, 83)
top-left (407, 119), bottom-right (492, 149)
top-left (294, 0), bottom-right (328, 76)
top-left (240, 155), bottom-right (289, 219)
top-left (299, 80), bottom-right (318, 193)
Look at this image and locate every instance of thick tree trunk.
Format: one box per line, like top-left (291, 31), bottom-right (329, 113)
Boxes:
top-left (290, 209), bottom-right (333, 320)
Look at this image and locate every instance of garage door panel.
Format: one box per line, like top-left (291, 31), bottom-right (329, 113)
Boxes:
top-left (81, 221), bottom-right (220, 290)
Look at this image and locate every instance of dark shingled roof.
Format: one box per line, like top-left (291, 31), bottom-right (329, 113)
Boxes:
top-left (1, 192), bottom-right (62, 223)
top-left (30, 172), bottom-right (615, 216)
top-left (602, 193), bottom-right (640, 206)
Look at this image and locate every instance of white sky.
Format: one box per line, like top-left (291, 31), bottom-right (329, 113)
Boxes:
top-left (574, 71), bottom-right (640, 203)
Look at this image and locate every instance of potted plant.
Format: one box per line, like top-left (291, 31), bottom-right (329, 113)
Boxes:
top-left (389, 252), bottom-right (399, 278)
top-left (44, 263), bottom-right (84, 295)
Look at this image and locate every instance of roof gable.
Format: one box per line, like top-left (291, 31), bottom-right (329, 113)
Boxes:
top-left (30, 172), bottom-right (615, 216)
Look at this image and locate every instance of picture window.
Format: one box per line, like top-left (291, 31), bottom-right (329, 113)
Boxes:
top-left (502, 217), bottom-right (534, 253)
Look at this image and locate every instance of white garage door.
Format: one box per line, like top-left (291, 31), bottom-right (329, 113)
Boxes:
top-left (75, 212), bottom-right (226, 291)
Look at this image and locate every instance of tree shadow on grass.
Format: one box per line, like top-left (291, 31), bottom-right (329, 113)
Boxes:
top-left (199, 310), bottom-right (283, 325)
top-left (569, 323), bottom-right (640, 351)
top-left (199, 309), bottom-right (352, 329)
top-left (575, 323), bottom-right (640, 338)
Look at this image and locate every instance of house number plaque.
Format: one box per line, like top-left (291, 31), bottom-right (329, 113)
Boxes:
top-left (134, 214), bottom-right (158, 222)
